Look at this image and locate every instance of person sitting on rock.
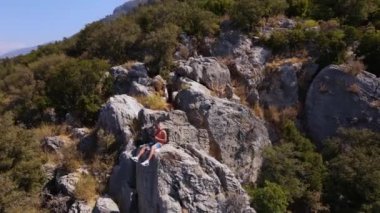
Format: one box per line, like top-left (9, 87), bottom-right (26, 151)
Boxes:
top-left (131, 122), bottom-right (167, 166)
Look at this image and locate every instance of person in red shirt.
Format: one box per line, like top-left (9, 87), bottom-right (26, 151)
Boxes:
top-left (131, 122), bottom-right (167, 166)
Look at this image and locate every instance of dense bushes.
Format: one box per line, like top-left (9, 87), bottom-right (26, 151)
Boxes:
top-left (357, 30), bottom-right (380, 76)
top-left (252, 120), bottom-right (326, 212)
top-left (0, 114), bottom-right (45, 212)
top-left (323, 129), bottom-right (380, 212)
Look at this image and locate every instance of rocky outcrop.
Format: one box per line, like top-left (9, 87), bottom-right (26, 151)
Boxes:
top-left (258, 64), bottom-right (299, 108)
top-left (109, 108), bottom-right (256, 212)
top-left (175, 86), bottom-right (271, 183)
top-left (306, 65), bottom-right (380, 143)
top-left (137, 145), bottom-right (255, 213)
top-left (98, 95), bottom-right (143, 143)
top-left (42, 136), bottom-right (67, 153)
top-left (94, 196), bottom-right (120, 213)
top-left (212, 31), bottom-right (271, 88)
top-left (176, 57), bottom-right (231, 91)
top-left (68, 201), bottom-right (92, 213)
top-left (110, 145), bottom-right (255, 213)
top-left (56, 172), bottom-right (81, 196)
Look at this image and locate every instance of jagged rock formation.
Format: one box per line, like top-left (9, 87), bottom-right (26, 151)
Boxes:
top-left (107, 105), bottom-right (257, 212)
top-left (306, 65), bottom-right (380, 143)
top-left (175, 85), bottom-right (271, 183)
top-left (98, 95), bottom-right (143, 143)
top-left (175, 57), bottom-right (231, 90)
top-left (212, 31), bottom-right (271, 88)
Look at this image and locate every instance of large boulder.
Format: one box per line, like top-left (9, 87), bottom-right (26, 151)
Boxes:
top-left (175, 87), bottom-right (271, 183)
top-left (306, 65), bottom-right (380, 143)
top-left (175, 57), bottom-right (231, 90)
top-left (93, 196), bottom-right (120, 213)
top-left (98, 95), bottom-right (143, 143)
top-left (258, 64), bottom-right (299, 108)
top-left (136, 145), bottom-right (255, 213)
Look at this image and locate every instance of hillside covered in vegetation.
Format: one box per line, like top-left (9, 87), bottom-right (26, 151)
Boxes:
top-left (0, 0), bottom-right (379, 212)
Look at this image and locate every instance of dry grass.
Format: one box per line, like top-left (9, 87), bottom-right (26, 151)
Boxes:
top-left (370, 100), bottom-right (380, 109)
top-left (74, 174), bottom-right (98, 202)
top-left (345, 59), bottom-right (365, 76)
top-left (252, 104), bottom-right (264, 119)
top-left (135, 93), bottom-right (169, 111)
top-left (265, 56), bottom-right (308, 72)
top-left (346, 83), bottom-right (361, 94)
top-left (122, 60), bottom-right (138, 70)
top-left (232, 80), bottom-right (248, 104)
top-left (33, 123), bottom-right (70, 141)
top-left (264, 106), bottom-right (298, 124)
top-left (62, 145), bottom-right (83, 173)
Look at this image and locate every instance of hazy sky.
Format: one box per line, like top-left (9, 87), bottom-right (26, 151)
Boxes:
top-left (0, 0), bottom-right (127, 54)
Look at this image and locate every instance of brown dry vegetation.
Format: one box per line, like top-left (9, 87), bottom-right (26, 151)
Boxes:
top-left (346, 83), bottom-right (361, 94)
top-left (74, 174), bottom-right (98, 203)
top-left (135, 93), bottom-right (169, 110)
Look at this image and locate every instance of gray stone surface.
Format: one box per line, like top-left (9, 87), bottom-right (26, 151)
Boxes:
top-left (175, 88), bottom-right (271, 183)
top-left (212, 32), bottom-right (271, 88)
top-left (68, 201), bottom-right (92, 213)
top-left (93, 196), bottom-right (120, 213)
top-left (56, 172), bottom-right (81, 196)
top-left (98, 95), bottom-right (143, 143)
top-left (259, 64), bottom-right (299, 108)
top-left (136, 145), bottom-right (255, 213)
top-left (42, 136), bottom-right (66, 153)
top-left (176, 57), bottom-right (231, 90)
top-left (306, 65), bottom-right (380, 143)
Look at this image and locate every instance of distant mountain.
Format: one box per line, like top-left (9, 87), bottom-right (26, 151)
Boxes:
top-left (0, 46), bottom-right (38, 59)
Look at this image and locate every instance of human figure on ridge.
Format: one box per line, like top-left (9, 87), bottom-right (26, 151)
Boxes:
top-left (131, 122), bottom-right (167, 166)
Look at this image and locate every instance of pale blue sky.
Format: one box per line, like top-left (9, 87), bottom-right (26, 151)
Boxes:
top-left (0, 0), bottom-right (127, 54)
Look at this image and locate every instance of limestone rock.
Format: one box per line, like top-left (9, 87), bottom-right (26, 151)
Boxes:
top-left (136, 145), bottom-right (255, 213)
top-left (306, 65), bottom-right (380, 143)
top-left (68, 201), bottom-right (92, 213)
top-left (42, 136), bottom-right (66, 153)
top-left (212, 31), bottom-right (271, 88)
top-left (176, 57), bottom-right (231, 90)
top-left (138, 109), bottom-right (210, 151)
top-left (98, 95), bottom-right (143, 143)
top-left (175, 88), bottom-right (271, 183)
top-left (258, 64), bottom-right (299, 108)
top-left (93, 196), bottom-right (120, 213)
top-left (56, 172), bottom-right (81, 196)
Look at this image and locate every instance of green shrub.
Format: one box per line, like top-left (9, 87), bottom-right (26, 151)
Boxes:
top-left (323, 128), bottom-right (380, 212)
top-left (265, 31), bottom-right (289, 53)
top-left (357, 30), bottom-right (380, 76)
top-left (251, 181), bottom-right (289, 213)
top-left (0, 114), bottom-right (45, 212)
top-left (258, 120), bottom-right (326, 211)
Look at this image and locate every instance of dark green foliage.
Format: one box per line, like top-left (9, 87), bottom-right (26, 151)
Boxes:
top-left (230, 0), bottom-right (288, 31)
top-left (286, 0), bottom-right (311, 17)
top-left (0, 114), bottom-right (45, 212)
top-left (256, 120), bottom-right (326, 212)
top-left (73, 17), bottom-right (141, 63)
top-left (315, 29), bottom-right (347, 68)
top-left (45, 58), bottom-right (111, 125)
top-left (197, 0), bottom-right (234, 15)
top-left (357, 30), bottom-right (380, 76)
top-left (249, 181), bottom-right (289, 213)
top-left (323, 129), bottom-right (380, 213)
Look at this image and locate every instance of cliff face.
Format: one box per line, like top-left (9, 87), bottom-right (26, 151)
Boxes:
top-left (108, 110), bottom-right (255, 213)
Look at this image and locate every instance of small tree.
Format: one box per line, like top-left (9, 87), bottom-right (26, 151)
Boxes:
top-left (252, 181), bottom-right (289, 213)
